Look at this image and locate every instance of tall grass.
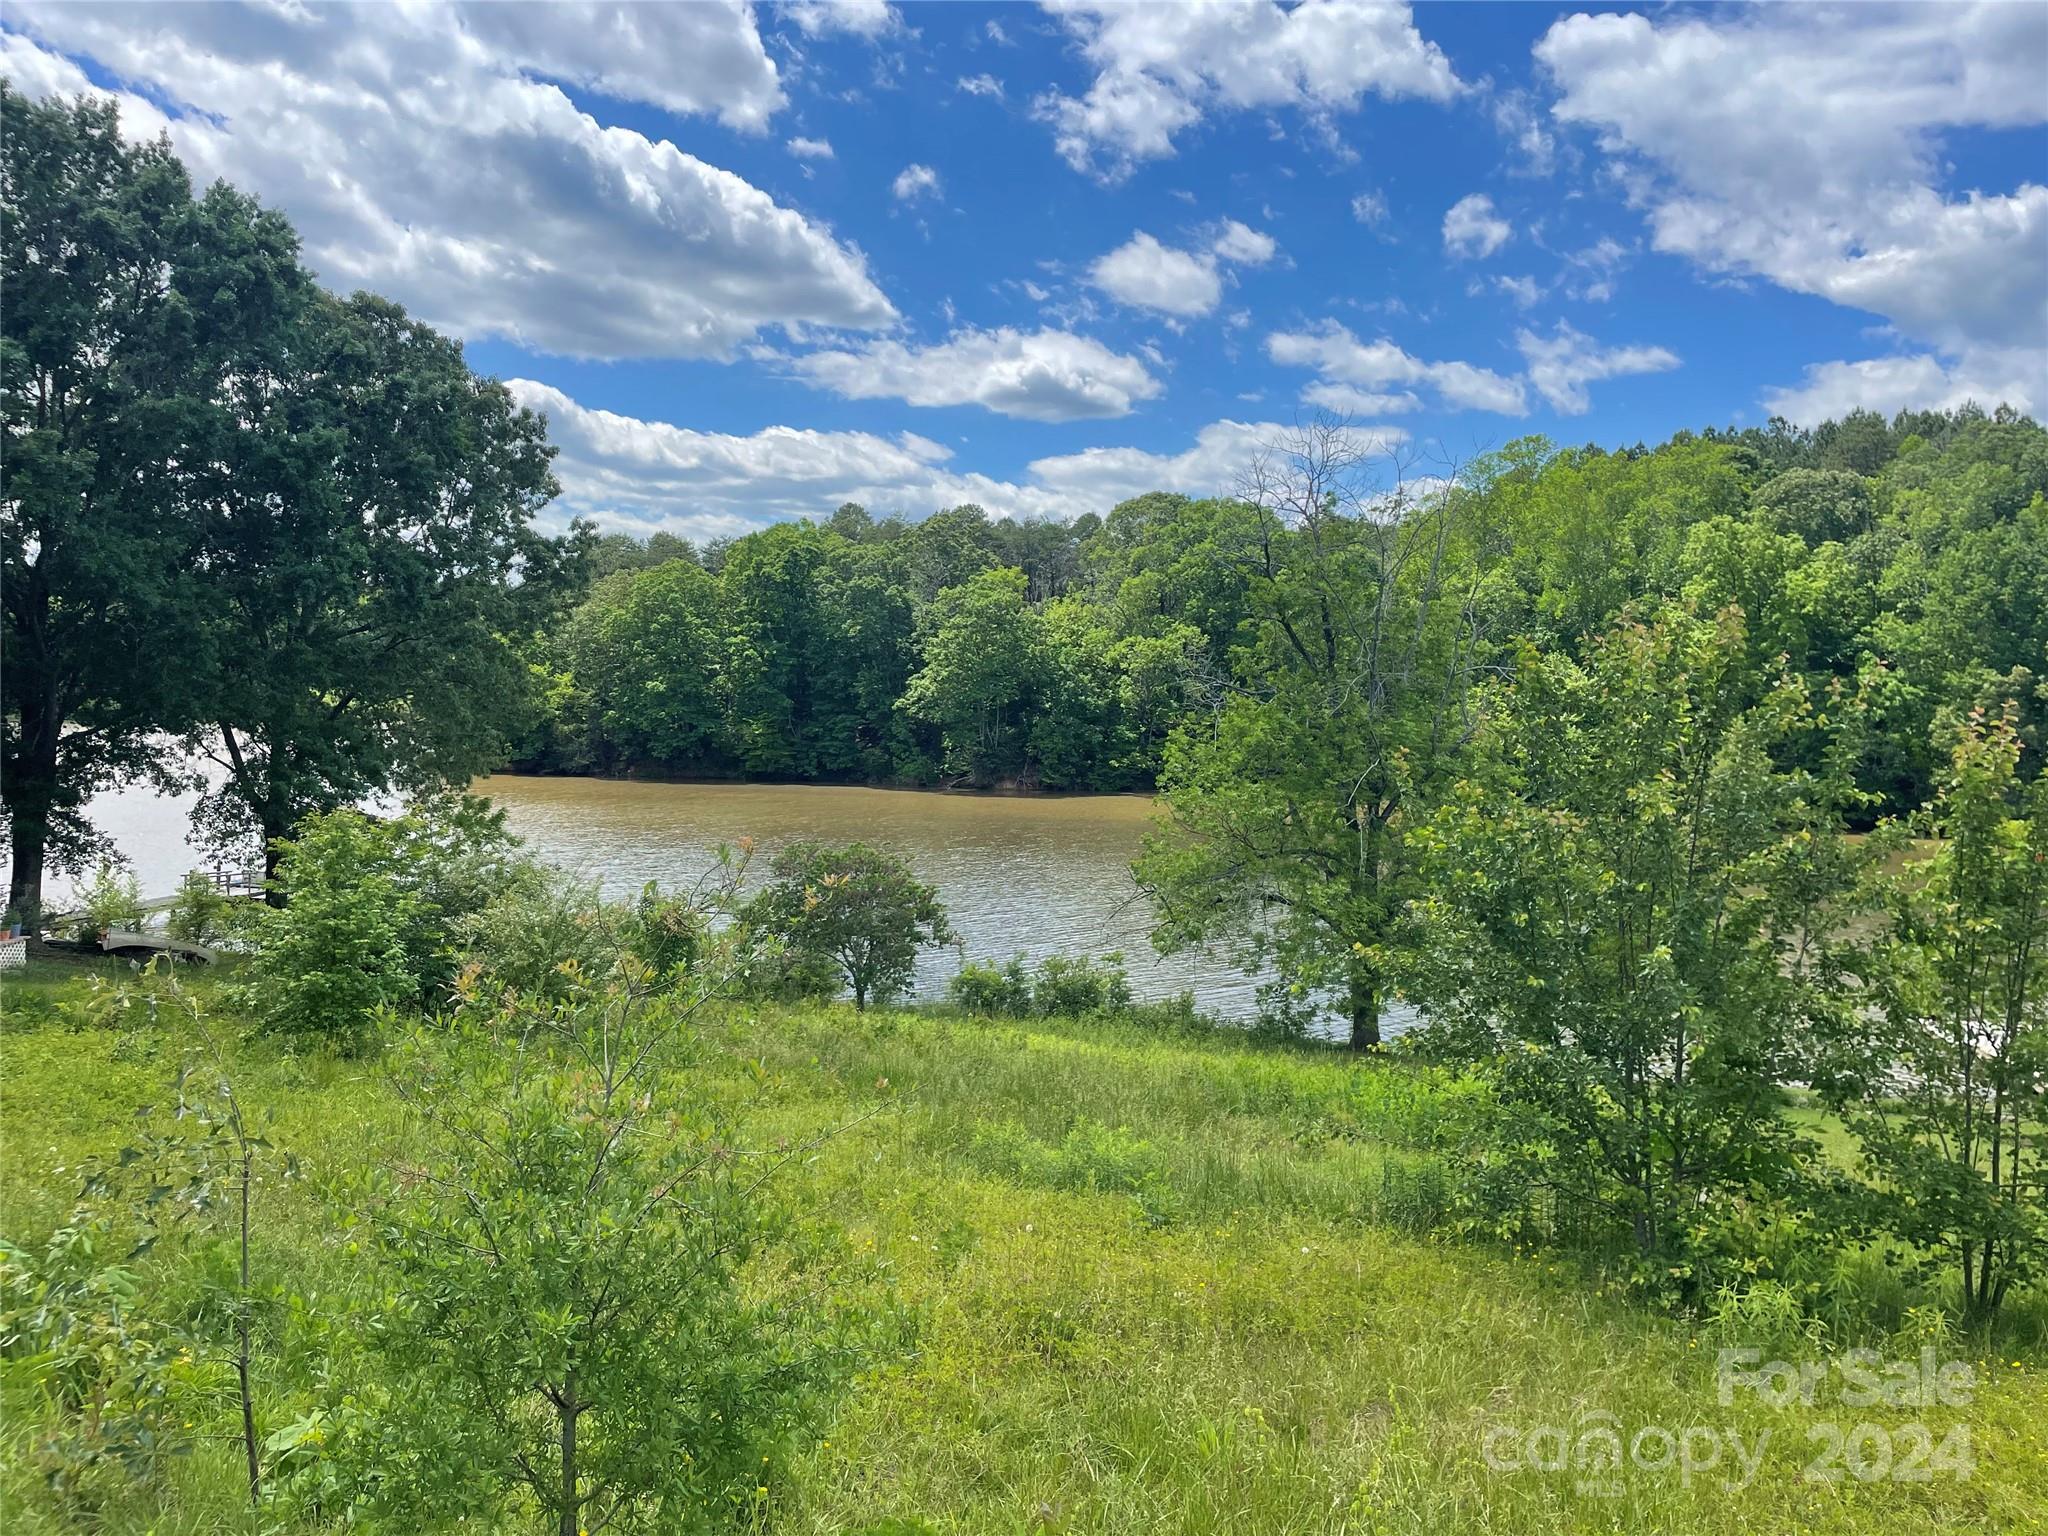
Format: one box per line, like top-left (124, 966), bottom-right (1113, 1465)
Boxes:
top-left (2, 975), bottom-right (2042, 1534)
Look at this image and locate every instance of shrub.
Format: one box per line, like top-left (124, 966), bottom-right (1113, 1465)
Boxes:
top-left (242, 797), bottom-right (535, 1043)
top-left (164, 871), bottom-right (232, 944)
top-left (72, 860), bottom-right (143, 937)
top-left (240, 812), bottom-right (421, 1047)
top-left (327, 970), bottom-right (851, 1530)
top-left (454, 869), bottom-right (629, 1000)
top-left (742, 842), bottom-right (953, 1010)
top-left (1031, 952), bottom-right (1132, 1017)
top-left (949, 957), bottom-right (1032, 1017)
top-left (947, 951), bottom-right (1137, 1021)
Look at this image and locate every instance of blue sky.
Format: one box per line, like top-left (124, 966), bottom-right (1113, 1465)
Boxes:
top-left (5, 1), bottom-right (2044, 543)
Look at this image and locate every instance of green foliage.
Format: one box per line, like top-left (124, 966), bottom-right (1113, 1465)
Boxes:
top-left (948, 951), bottom-right (1135, 1020)
top-left (0, 1215), bottom-right (188, 1505)
top-left (1827, 705), bottom-right (2048, 1321)
top-left (336, 970), bottom-right (850, 1533)
top-left (1, 85), bottom-right (305, 922)
top-left (1397, 604), bottom-right (1874, 1289)
top-left (164, 873), bottom-right (232, 945)
top-left (0, 86), bottom-right (583, 920)
top-left (240, 813), bottom-right (423, 1048)
top-left (947, 956), bottom-right (1034, 1017)
top-left (1140, 422), bottom-right (1507, 1048)
top-left (71, 862), bottom-right (144, 937)
top-left (240, 796), bottom-right (532, 1043)
top-left (743, 842), bottom-right (953, 1010)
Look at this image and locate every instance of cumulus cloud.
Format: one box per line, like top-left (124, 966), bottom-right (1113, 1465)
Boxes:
top-left (1495, 275), bottom-right (1543, 309)
top-left (787, 136), bottom-right (836, 159)
top-left (957, 73), bottom-right (1005, 99)
top-left (1515, 322), bottom-right (1679, 414)
top-left (1490, 87), bottom-right (1557, 176)
top-left (1536, 4), bottom-right (2047, 410)
top-left (1089, 232), bottom-right (1226, 317)
top-left (892, 162), bottom-right (943, 201)
top-left (510, 379), bottom-right (1294, 536)
top-left (785, 327), bottom-right (1163, 421)
top-left (1762, 350), bottom-right (2040, 426)
top-left (1210, 219), bottom-right (1279, 266)
top-left (1036, 0), bottom-right (1460, 180)
top-left (2, 5), bottom-right (895, 361)
top-left (1442, 192), bottom-right (1512, 259)
top-left (1088, 225), bottom-right (1275, 318)
top-left (1267, 321), bottom-right (1528, 415)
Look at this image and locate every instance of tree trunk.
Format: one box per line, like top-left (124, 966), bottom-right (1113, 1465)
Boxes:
top-left (6, 809), bottom-right (48, 928)
top-left (1348, 960), bottom-right (1381, 1051)
top-left (558, 1377), bottom-right (580, 1536)
top-left (237, 1147), bottom-right (262, 1507)
top-left (5, 688), bottom-right (60, 926)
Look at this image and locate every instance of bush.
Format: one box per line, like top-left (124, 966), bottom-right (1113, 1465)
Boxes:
top-left (1031, 952), bottom-right (1132, 1017)
top-left (164, 871), bottom-right (232, 944)
top-left (741, 842), bottom-right (953, 1010)
top-left (457, 873), bottom-right (720, 1001)
top-left (454, 869), bottom-right (629, 1000)
top-left (241, 798), bottom-right (535, 1044)
top-left (240, 812), bottom-right (422, 1047)
top-left (326, 973), bottom-right (851, 1529)
top-left (71, 860), bottom-right (143, 937)
top-left (949, 957), bottom-right (1032, 1017)
top-left (946, 951), bottom-right (1136, 1021)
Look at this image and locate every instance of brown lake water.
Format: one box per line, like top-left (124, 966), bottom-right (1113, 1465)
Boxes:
top-left (477, 775), bottom-right (1273, 1018)
top-left (48, 773), bottom-right (1416, 1034)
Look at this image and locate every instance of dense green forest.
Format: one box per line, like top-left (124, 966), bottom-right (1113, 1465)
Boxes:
top-left (514, 412), bottom-right (2048, 816)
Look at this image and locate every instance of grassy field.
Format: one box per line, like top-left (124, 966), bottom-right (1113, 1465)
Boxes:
top-left (2, 960), bottom-right (2043, 1534)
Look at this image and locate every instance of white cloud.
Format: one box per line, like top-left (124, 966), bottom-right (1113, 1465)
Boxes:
top-left (1267, 321), bottom-right (1528, 414)
top-left (1036, 0), bottom-right (1460, 181)
top-left (1443, 192), bottom-right (1512, 259)
top-left (1350, 189), bottom-right (1389, 227)
top-left (1490, 88), bottom-right (1557, 176)
top-left (2, 6), bottom-right (895, 361)
top-left (510, 379), bottom-right (1295, 535)
top-left (1515, 322), bottom-right (1679, 414)
top-left (784, 0), bottom-right (900, 40)
top-left (957, 73), bottom-right (1005, 100)
top-left (1762, 350), bottom-right (2040, 426)
top-left (787, 136), bottom-right (836, 159)
top-left (1495, 275), bottom-right (1543, 309)
top-left (1089, 232), bottom-right (1225, 317)
top-left (1031, 420), bottom-right (1409, 507)
top-left (1210, 219), bottom-right (1279, 266)
top-left (892, 162), bottom-right (942, 201)
top-left (1536, 4), bottom-right (2047, 400)
top-left (1088, 225), bottom-right (1274, 318)
top-left (785, 327), bottom-right (1163, 421)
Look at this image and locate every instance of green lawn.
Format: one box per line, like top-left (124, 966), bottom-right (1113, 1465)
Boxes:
top-left (2, 961), bottom-right (2042, 1534)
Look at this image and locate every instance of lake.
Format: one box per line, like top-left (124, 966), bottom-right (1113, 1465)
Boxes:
top-left (46, 773), bottom-right (1417, 1035)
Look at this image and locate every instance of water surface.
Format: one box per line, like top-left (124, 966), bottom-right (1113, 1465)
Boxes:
top-left (478, 775), bottom-right (1268, 1016)
top-left (44, 772), bottom-right (1416, 1034)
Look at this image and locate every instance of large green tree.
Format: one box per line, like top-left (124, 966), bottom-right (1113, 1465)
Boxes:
top-left (183, 290), bottom-right (578, 875)
top-left (1139, 422), bottom-right (1503, 1047)
top-left (1, 86), bottom-right (302, 919)
top-left (1398, 605), bottom-right (1870, 1271)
